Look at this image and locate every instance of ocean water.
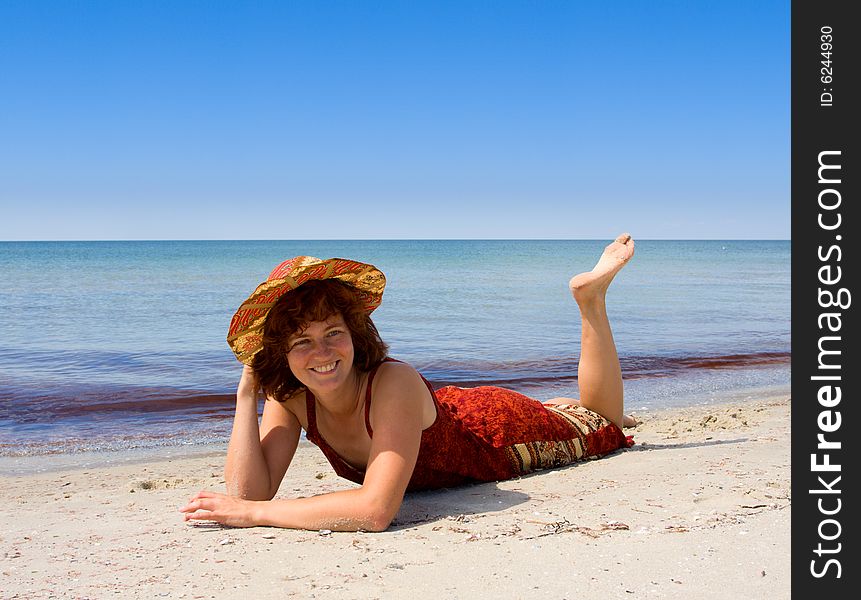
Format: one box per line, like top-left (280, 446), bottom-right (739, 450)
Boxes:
top-left (0, 239), bottom-right (790, 459)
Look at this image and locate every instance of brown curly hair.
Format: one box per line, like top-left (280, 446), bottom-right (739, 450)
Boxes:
top-left (251, 279), bottom-right (389, 402)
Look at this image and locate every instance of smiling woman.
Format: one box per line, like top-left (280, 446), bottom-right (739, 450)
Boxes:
top-left (252, 277), bottom-right (390, 403)
top-left (180, 240), bottom-right (637, 531)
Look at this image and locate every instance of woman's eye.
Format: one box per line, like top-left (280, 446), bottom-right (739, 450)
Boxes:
top-left (291, 339), bottom-right (310, 348)
top-left (327, 330), bottom-right (343, 337)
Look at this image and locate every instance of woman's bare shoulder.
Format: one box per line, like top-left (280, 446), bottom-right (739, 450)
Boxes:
top-left (371, 360), bottom-right (436, 427)
top-left (374, 359), bottom-right (424, 385)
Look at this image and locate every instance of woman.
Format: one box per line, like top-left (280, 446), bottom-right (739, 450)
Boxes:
top-left (180, 234), bottom-right (636, 531)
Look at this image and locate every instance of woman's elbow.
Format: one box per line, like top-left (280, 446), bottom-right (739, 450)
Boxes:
top-left (360, 496), bottom-right (401, 532)
top-left (364, 511), bottom-right (395, 532)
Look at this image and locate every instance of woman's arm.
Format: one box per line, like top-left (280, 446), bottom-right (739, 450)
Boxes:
top-left (181, 362), bottom-right (428, 531)
top-left (181, 486), bottom-right (396, 532)
top-left (223, 365), bottom-right (301, 500)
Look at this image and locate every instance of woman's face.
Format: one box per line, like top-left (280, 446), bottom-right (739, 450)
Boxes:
top-left (285, 312), bottom-right (356, 393)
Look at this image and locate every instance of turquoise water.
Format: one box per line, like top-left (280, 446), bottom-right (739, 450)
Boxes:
top-left (0, 239), bottom-right (790, 456)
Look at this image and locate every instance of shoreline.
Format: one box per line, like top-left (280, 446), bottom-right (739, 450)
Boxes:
top-left (0, 373), bottom-right (790, 469)
top-left (0, 391), bottom-right (791, 599)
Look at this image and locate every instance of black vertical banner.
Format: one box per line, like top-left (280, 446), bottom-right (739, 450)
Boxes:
top-left (792, 0), bottom-right (858, 596)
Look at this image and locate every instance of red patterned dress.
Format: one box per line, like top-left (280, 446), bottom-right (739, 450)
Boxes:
top-left (304, 359), bottom-right (633, 491)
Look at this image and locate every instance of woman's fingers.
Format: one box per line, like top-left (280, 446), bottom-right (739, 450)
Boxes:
top-left (180, 490), bottom-right (221, 512)
top-left (184, 509), bottom-right (216, 521)
top-left (188, 498), bottom-right (213, 511)
top-left (178, 491), bottom-right (255, 527)
top-left (192, 490), bottom-right (227, 502)
top-left (180, 495), bottom-right (219, 522)
top-left (192, 490), bottom-right (222, 500)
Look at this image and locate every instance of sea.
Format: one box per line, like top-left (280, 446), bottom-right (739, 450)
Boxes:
top-left (0, 240), bottom-right (790, 469)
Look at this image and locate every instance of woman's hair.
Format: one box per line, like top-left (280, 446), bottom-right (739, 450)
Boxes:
top-left (252, 279), bottom-right (389, 402)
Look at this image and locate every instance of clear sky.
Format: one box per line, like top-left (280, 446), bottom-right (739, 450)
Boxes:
top-left (0, 1), bottom-right (789, 240)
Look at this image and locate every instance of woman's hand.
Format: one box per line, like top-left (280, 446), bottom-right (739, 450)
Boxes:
top-left (237, 364), bottom-right (260, 402)
top-left (179, 490), bottom-right (261, 528)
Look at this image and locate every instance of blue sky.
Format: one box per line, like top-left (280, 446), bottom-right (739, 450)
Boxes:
top-left (0, 1), bottom-right (789, 240)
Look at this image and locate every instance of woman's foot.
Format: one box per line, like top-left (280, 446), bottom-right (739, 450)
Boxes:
top-left (546, 398), bottom-right (639, 428)
top-left (569, 233), bottom-right (635, 303)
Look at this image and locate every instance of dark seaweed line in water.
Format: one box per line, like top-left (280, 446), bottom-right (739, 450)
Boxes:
top-left (0, 351), bottom-right (789, 422)
top-left (423, 351), bottom-right (790, 388)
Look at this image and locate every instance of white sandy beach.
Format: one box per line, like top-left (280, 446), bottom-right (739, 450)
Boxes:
top-left (1, 393), bottom-right (790, 600)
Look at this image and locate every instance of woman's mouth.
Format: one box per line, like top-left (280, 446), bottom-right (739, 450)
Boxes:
top-left (310, 361), bottom-right (339, 374)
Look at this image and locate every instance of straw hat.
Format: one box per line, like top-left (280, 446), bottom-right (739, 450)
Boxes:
top-left (227, 256), bottom-right (386, 364)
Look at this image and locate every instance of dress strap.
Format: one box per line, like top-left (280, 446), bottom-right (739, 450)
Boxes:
top-left (364, 357), bottom-right (401, 437)
top-left (364, 357), bottom-right (440, 437)
top-left (304, 388), bottom-right (319, 437)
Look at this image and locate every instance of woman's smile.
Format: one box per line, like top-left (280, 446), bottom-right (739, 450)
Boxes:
top-left (309, 360), bottom-right (339, 374)
top-left (286, 314), bottom-right (356, 391)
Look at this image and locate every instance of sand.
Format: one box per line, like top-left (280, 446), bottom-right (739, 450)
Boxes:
top-left (1, 393), bottom-right (790, 600)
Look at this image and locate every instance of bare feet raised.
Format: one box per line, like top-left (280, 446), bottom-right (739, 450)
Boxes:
top-left (546, 398), bottom-right (641, 428)
top-left (622, 413), bottom-right (641, 428)
top-left (569, 233), bottom-right (635, 301)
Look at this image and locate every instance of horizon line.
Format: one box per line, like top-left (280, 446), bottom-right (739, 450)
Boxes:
top-left (0, 237), bottom-right (792, 243)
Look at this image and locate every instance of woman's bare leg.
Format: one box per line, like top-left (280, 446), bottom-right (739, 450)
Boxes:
top-left (565, 233), bottom-right (635, 429)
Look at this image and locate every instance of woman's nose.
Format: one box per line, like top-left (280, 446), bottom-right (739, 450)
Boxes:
top-left (311, 337), bottom-right (337, 353)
